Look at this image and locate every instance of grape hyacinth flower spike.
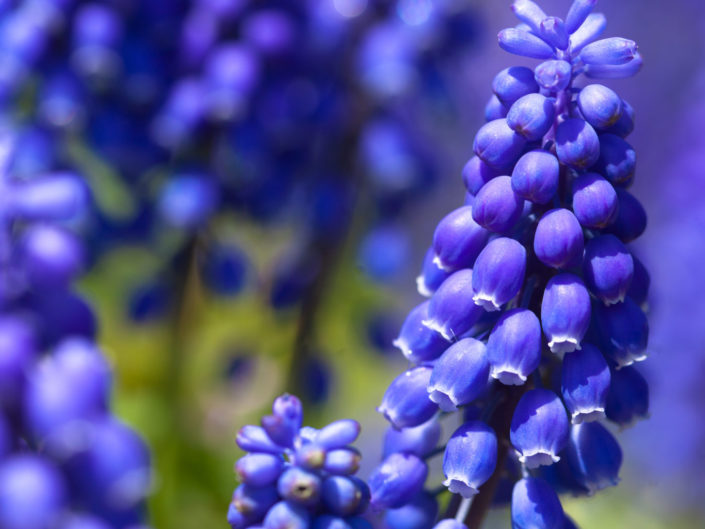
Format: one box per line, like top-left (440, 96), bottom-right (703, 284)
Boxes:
top-left (230, 394), bottom-right (370, 528)
top-left (374, 0), bottom-right (648, 527)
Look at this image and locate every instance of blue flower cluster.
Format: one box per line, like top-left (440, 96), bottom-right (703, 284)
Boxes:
top-left (373, 1), bottom-right (649, 527)
top-left (0, 131), bottom-right (151, 529)
top-left (229, 394), bottom-right (371, 529)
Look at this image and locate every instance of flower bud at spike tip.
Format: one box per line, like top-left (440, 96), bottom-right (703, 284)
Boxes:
top-left (511, 150), bottom-right (559, 204)
top-left (315, 419), bottom-right (360, 450)
top-left (428, 338), bottom-right (489, 412)
top-left (263, 501), bottom-right (309, 529)
top-left (321, 476), bottom-right (368, 516)
top-left (369, 453), bottom-right (427, 509)
top-left (534, 60), bottom-right (572, 92)
top-left (565, 0), bottom-right (598, 34)
top-left (472, 238), bottom-right (526, 312)
top-left (570, 13), bottom-right (607, 53)
top-left (561, 344), bottom-right (611, 424)
top-left (235, 454), bottom-right (283, 487)
top-left (443, 420), bottom-right (497, 498)
top-left (510, 389), bottom-right (569, 468)
top-left (473, 119), bottom-right (526, 171)
top-left (534, 209), bottom-right (584, 269)
top-left (277, 467), bottom-right (321, 506)
top-left (393, 301), bottom-right (448, 363)
top-left (324, 448), bottom-right (361, 476)
top-left (487, 308), bottom-right (541, 385)
top-left (511, 477), bottom-right (564, 529)
top-left (472, 176), bottom-right (525, 234)
top-left (580, 38), bottom-right (638, 66)
top-left (236, 425), bottom-right (284, 454)
top-left (424, 269), bottom-right (484, 340)
top-left (432, 206), bottom-right (489, 272)
top-left (539, 17), bottom-right (569, 50)
top-left (567, 422), bottom-right (622, 494)
top-left (498, 28), bottom-right (556, 59)
top-left (541, 273), bottom-right (591, 354)
top-left (583, 235), bottom-right (634, 305)
top-left (511, 0), bottom-right (546, 33)
top-left (378, 367), bottom-right (437, 429)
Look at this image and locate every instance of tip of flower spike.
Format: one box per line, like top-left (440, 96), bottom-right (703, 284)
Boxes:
top-left (613, 352), bottom-right (648, 370)
top-left (491, 367), bottom-right (527, 386)
top-left (472, 293), bottom-right (502, 312)
top-left (571, 408), bottom-right (605, 424)
top-left (428, 389), bottom-right (458, 413)
top-left (415, 275), bottom-right (433, 298)
top-left (518, 450), bottom-right (560, 469)
top-left (548, 337), bottom-right (581, 354)
top-left (443, 477), bottom-right (479, 499)
top-left (421, 318), bottom-right (454, 341)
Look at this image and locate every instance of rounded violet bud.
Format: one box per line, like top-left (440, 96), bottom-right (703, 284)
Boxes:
top-left (432, 206), bottom-right (489, 271)
top-left (378, 367), bottom-right (438, 429)
top-left (492, 66), bottom-right (539, 107)
top-left (235, 454), bottom-right (283, 487)
top-left (561, 344), bottom-right (611, 424)
top-left (424, 270), bottom-right (484, 340)
top-left (261, 414), bottom-right (296, 449)
top-left (583, 235), bottom-right (634, 305)
top-left (232, 483), bottom-right (278, 524)
top-left (236, 426), bottom-right (283, 454)
top-left (417, 247), bottom-right (452, 297)
top-left (511, 150), bottom-right (559, 204)
top-left (570, 13), bottom-right (607, 54)
top-left (498, 28), bottom-right (555, 59)
top-left (312, 515), bottom-right (353, 529)
top-left (541, 273), bottom-right (591, 354)
top-left (263, 501), bottom-right (309, 529)
top-left (511, 477), bottom-right (564, 529)
top-left (383, 418), bottom-right (441, 459)
top-left (158, 174), bottom-right (219, 230)
top-left (510, 389), bottom-right (569, 468)
top-left (555, 118), bottom-right (600, 170)
top-left (534, 60), bottom-right (572, 92)
top-left (605, 99), bottom-right (634, 137)
top-left (539, 16), bottom-right (569, 50)
top-left (462, 156), bottom-right (500, 196)
top-left (593, 134), bottom-right (636, 185)
top-left (19, 225), bottom-right (84, 289)
top-left (321, 476), bottom-right (368, 516)
top-left (393, 301), bottom-right (449, 363)
top-left (571, 173), bottom-right (618, 229)
top-left (0, 455), bottom-right (66, 529)
top-left (277, 467), bottom-right (321, 506)
top-left (605, 365), bottom-right (649, 427)
top-left (473, 119), bottom-right (527, 171)
top-left (605, 189), bottom-right (646, 243)
top-left (487, 308), bottom-right (541, 385)
top-left (511, 0), bottom-right (547, 33)
top-left (369, 453), bottom-right (427, 509)
top-left (443, 421), bottom-right (497, 498)
top-left (534, 209), bottom-right (584, 269)
top-left (427, 338), bottom-right (490, 412)
top-left (272, 394), bottom-right (302, 430)
top-left (577, 84), bottom-right (622, 130)
top-left (566, 422), bottom-right (622, 494)
top-left (316, 419), bottom-right (360, 450)
top-left (580, 37), bottom-right (638, 66)
top-left (472, 238), bottom-right (527, 312)
top-left (485, 95), bottom-right (508, 121)
top-left (324, 448), bottom-right (361, 476)
top-left (472, 176), bottom-right (525, 234)
top-left (627, 255), bottom-right (650, 307)
top-left (293, 443), bottom-right (326, 471)
top-left (593, 298), bottom-right (648, 368)
top-left (565, 0), bottom-right (598, 34)
top-left (506, 93), bottom-right (556, 141)
top-left (8, 173), bottom-right (88, 221)
top-left (385, 492), bottom-right (438, 529)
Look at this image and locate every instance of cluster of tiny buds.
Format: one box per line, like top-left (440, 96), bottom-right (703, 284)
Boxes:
top-left (230, 394), bottom-right (371, 529)
top-left (373, 1), bottom-right (649, 528)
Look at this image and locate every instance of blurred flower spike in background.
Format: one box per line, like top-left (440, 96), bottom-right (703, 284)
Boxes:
top-left (0, 0), bottom-right (704, 528)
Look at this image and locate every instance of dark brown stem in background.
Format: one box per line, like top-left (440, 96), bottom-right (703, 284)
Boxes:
top-left (463, 385), bottom-right (526, 529)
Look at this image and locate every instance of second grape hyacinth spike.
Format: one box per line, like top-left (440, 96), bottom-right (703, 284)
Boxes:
top-left (375, 0), bottom-right (649, 527)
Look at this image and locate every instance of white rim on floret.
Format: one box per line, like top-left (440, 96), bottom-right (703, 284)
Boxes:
top-left (392, 337), bottom-right (414, 361)
top-left (432, 254), bottom-right (453, 272)
top-left (421, 317), bottom-right (453, 341)
top-left (517, 449), bottom-right (560, 469)
top-left (490, 366), bottom-right (527, 386)
top-left (472, 292), bottom-right (502, 312)
top-left (548, 335), bottom-right (582, 354)
top-left (571, 407), bottom-right (606, 424)
top-left (428, 388), bottom-right (459, 413)
top-left (415, 275), bottom-right (433, 297)
top-left (443, 476), bottom-right (480, 499)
